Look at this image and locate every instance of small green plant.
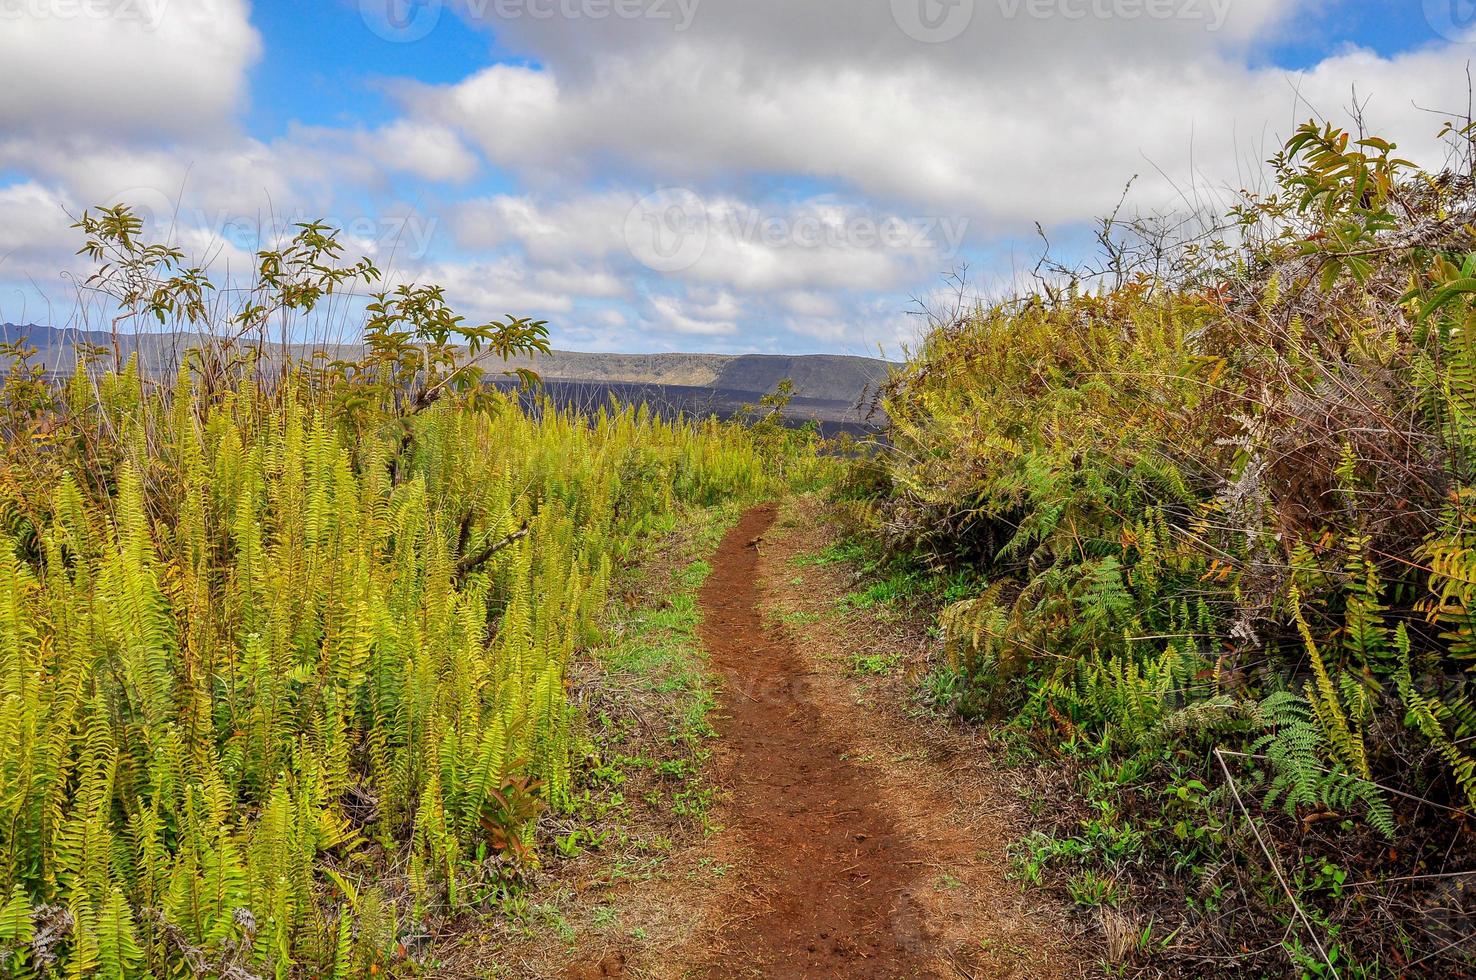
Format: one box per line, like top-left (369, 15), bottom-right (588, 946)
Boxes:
top-left (1009, 831), bottom-right (1087, 886)
top-left (851, 651), bottom-right (904, 676)
top-left (1066, 870), bottom-right (1120, 908)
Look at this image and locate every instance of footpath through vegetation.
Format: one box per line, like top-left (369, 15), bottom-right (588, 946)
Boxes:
top-left (695, 503), bottom-right (927, 976)
top-left (688, 503), bottom-right (1077, 977)
top-left (557, 495), bottom-right (1086, 978)
top-left (7, 115), bottom-right (1476, 978)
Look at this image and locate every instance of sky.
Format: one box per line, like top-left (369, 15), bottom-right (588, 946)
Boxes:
top-left (0, 0), bottom-right (1471, 357)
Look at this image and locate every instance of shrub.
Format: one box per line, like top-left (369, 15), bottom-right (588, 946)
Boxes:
top-left (863, 122), bottom-right (1476, 968)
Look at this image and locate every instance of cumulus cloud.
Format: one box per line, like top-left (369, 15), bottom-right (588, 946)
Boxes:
top-left (0, 136), bottom-right (298, 221)
top-left (647, 292), bottom-right (738, 336)
top-left (455, 189), bottom-right (966, 294)
top-left (454, 191), bottom-right (633, 260)
top-left (448, 0), bottom-right (1299, 73)
top-left (409, 2), bottom-right (1469, 231)
top-left (412, 256), bottom-right (577, 318)
top-left (0, 0), bottom-right (260, 138)
top-left (370, 121), bottom-right (481, 183)
top-left (532, 265), bottom-right (630, 298)
top-left (779, 291), bottom-right (844, 318)
top-left (0, 181), bottom-right (82, 282)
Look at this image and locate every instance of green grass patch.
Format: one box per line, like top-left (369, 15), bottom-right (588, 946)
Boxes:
top-left (579, 502), bottom-right (742, 837)
top-left (792, 538), bottom-right (873, 568)
top-left (850, 651), bottom-right (904, 676)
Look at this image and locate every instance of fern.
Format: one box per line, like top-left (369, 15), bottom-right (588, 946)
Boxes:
top-left (1250, 690), bottom-right (1396, 837)
top-left (0, 883), bottom-right (33, 974)
top-left (1252, 691), bottom-right (1325, 816)
top-left (95, 887), bottom-right (142, 980)
top-left (0, 362), bottom-right (797, 974)
top-left (1291, 586), bottom-right (1370, 779)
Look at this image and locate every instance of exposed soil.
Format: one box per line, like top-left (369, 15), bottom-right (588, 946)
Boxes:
top-left (686, 502), bottom-right (1086, 978)
top-left (692, 503), bottom-right (931, 977)
top-left (562, 497), bottom-right (1088, 978)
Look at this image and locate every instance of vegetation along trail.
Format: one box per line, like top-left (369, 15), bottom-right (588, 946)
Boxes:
top-left (688, 503), bottom-right (1080, 978)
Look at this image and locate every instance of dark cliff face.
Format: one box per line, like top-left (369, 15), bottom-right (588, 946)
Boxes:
top-left (712, 354), bottom-right (892, 405)
top-left (510, 351), bottom-right (895, 427)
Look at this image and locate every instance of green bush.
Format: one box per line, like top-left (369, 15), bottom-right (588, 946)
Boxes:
top-left (872, 120), bottom-right (1476, 863)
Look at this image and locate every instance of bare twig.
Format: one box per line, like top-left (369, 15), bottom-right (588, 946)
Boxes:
top-left (455, 521), bottom-right (532, 581)
top-left (1215, 748), bottom-right (1340, 979)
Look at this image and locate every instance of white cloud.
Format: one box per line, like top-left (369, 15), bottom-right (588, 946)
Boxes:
top-left (781, 295), bottom-right (927, 355)
top-left (371, 121), bottom-right (481, 183)
top-left (413, 256), bottom-right (577, 319)
top-left (454, 191), bottom-right (633, 261)
top-left (0, 0), bottom-right (260, 138)
top-left (0, 136), bottom-right (299, 223)
top-left (411, 8), bottom-right (1470, 231)
top-left (449, 0), bottom-right (1300, 72)
top-left (647, 293), bottom-right (737, 336)
top-left (532, 266), bottom-right (629, 298)
top-left (454, 189), bottom-right (962, 294)
top-left (0, 181), bottom-right (82, 282)
top-left (779, 291), bottom-right (843, 318)
top-left (684, 289), bottom-right (742, 322)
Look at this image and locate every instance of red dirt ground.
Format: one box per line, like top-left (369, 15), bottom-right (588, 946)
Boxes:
top-left (692, 503), bottom-right (937, 977)
top-left (567, 499), bottom-right (1087, 979)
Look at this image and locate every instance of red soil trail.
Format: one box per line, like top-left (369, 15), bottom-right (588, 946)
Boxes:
top-left (692, 503), bottom-right (941, 978)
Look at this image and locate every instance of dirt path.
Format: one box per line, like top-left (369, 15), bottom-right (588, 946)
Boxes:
top-left (562, 498), bottom-right (1086, 979)
top-left (687, 502), bottom-right (1085, 978)
top-left (693, 503), bottom-right (933, 977)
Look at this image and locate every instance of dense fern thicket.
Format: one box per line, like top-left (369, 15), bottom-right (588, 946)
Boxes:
top-left (0, 212), bottom-right (812, 976)
top-left (858, 123), bottom-right (1476, 971)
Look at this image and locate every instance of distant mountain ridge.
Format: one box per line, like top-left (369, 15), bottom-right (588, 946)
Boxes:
top-left (501, 349), bottom-right (894, 407)
top-left (0, 323), bottom-right (233, 372)
top-left (0, 324), bottom-right (895, 428)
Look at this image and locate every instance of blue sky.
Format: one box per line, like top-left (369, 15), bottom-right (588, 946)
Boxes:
top-left (1263, 2), bottom-right (1444, 64)
top-left (0, 0), bottom-right (1469, 356)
